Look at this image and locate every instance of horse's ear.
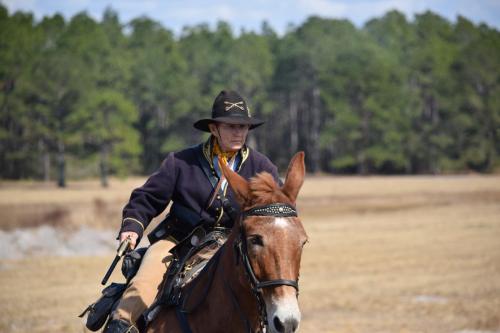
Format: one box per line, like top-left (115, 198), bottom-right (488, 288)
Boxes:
top-left (282, 151), bottom-right (305, 204)
top-left (219, 159), bottom-right (251, 206)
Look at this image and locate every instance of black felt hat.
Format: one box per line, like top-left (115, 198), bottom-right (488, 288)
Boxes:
top-left (193, 90), bottom-right (264, 132)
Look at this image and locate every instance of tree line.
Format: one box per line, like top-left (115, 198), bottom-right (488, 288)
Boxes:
top-left (1, 5), bottom-right (499, 186)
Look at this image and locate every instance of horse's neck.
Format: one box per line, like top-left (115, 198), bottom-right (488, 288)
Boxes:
top-left (220, 229), bottom-right (256, 297)
top-left (217, 230), bottom-right (262, 328)
top-left (183, 229), bottom-right (261, 331)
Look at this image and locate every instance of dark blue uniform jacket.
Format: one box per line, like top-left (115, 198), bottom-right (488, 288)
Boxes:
top-left (120, 138), bottom-right (280, 241)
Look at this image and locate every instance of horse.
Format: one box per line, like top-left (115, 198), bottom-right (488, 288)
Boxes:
top-left (146, 152), bottom-right (308, 333)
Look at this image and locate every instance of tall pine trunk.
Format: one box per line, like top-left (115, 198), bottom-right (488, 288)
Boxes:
top-left (43, 152), bottom-right (51, 182)
top-left (288, 91), bottom-right (299, 156)
top-left (309, 86), bottom-right (321, 173)
top-left (57, 140), bottom-right (65, 188)
top-left (38, 139), bottom-right (51, 181)
top-left (100, 143), bottom-right (109, 188)
top-left (358, 108), bottom-right (371, 175)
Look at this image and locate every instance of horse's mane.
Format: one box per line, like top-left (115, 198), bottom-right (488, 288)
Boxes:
top-left (248, 172), bottom-right (290, 205)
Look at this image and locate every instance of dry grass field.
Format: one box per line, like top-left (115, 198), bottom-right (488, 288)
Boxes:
top-left (1, 175), bottom-right (499, 333)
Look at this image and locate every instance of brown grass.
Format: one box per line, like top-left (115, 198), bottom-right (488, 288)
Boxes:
top-left (0, 175), bottom-right (500, 332)
top-left (0, 178), bottom-right (146, 230)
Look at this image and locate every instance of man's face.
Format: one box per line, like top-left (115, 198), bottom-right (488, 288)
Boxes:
top-left (209, 122), bottom-right (250, 152)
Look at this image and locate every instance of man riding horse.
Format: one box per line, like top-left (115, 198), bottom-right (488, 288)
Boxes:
top-left (105, 90), bottom-right (282, 333)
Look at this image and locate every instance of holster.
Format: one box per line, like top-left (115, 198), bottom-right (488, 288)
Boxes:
top-left (121, 247), bottom-right (148, 281)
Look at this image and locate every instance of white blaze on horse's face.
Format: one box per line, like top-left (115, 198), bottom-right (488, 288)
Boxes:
top-left (274, 217), bottom-right (290, 228)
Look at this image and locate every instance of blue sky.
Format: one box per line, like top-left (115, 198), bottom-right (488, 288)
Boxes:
top-left (2, 0), bottom-right (499, 35)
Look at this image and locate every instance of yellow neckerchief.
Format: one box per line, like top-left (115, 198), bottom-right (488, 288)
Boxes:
top-left (206, 139), bottom-right (238, 209)
top-left (212, 140), bottom-right (237, 165)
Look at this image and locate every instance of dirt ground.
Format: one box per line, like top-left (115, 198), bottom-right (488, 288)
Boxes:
top-left (0, 175), bottom-right (499, 333)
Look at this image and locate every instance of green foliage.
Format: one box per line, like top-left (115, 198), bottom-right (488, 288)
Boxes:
top-left (0, 7), bottom-right (499, 181)
top-left (74, 90), bottom-right (141, 175)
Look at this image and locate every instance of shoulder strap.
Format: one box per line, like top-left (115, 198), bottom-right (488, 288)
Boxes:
top-left (196, 144), bottom-right (239, 222)
top-left (196, 144), bottom-right (227, 206)
top-left (196, 143), bottom-right (219, 189)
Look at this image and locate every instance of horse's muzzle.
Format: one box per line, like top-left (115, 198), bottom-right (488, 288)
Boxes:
top-left (266, 295), bottom-right (301, 333)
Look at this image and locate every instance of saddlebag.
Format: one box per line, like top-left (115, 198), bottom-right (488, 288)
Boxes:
top-left (79, 282), bottom-right (127, 331)
top-left (79, 247), bottom-right (147, 331)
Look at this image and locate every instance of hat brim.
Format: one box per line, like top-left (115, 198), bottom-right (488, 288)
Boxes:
top-left (193, 116), bottom-right (264, 132)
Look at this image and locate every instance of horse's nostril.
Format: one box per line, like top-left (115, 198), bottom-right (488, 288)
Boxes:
top-left (274, 316), bottom-right (285, 332)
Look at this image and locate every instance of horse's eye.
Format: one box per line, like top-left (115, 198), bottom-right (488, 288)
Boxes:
top-left (248, 235), bottom-right (264, 246)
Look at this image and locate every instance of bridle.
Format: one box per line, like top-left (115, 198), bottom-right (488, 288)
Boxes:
top-left (233, 202), bottom-right (300, 332)
top-left (236, 203), bottom-right (300, 291)
top-left (169, 202), bottom-right (301, 333)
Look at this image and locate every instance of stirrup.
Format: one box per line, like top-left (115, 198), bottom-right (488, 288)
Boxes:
top-left (103, 319), bottom-right (139, 333)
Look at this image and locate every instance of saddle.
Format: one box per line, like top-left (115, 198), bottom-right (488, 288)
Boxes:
top-left (174, 230), bottom-right (227, 288)
top-left (142, 228), bottom-right (229, 325)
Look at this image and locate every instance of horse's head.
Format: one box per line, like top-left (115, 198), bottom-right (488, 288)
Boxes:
top-left (220, 152), bottom-right (308, 333)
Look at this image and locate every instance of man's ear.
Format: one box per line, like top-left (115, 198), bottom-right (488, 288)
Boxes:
top-left (208, 123), bottom-right (218, 138)
top-left (219, 159), bottom-right (251, 207)
top-left (282, 151), bottom-right (305, 204)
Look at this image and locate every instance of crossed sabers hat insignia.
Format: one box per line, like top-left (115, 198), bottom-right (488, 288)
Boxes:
top-left (224, 101), bottom-right (245, 111)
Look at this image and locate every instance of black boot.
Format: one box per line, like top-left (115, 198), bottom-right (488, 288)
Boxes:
top-left (103, 319), bottom-right (139, 333)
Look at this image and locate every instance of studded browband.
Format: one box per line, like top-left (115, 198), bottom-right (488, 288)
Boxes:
top-left (243, 203), bottom-right (297, 218)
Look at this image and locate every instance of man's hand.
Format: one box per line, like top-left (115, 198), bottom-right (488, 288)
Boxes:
top-left (120, 231), bottom-right (139, 250)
